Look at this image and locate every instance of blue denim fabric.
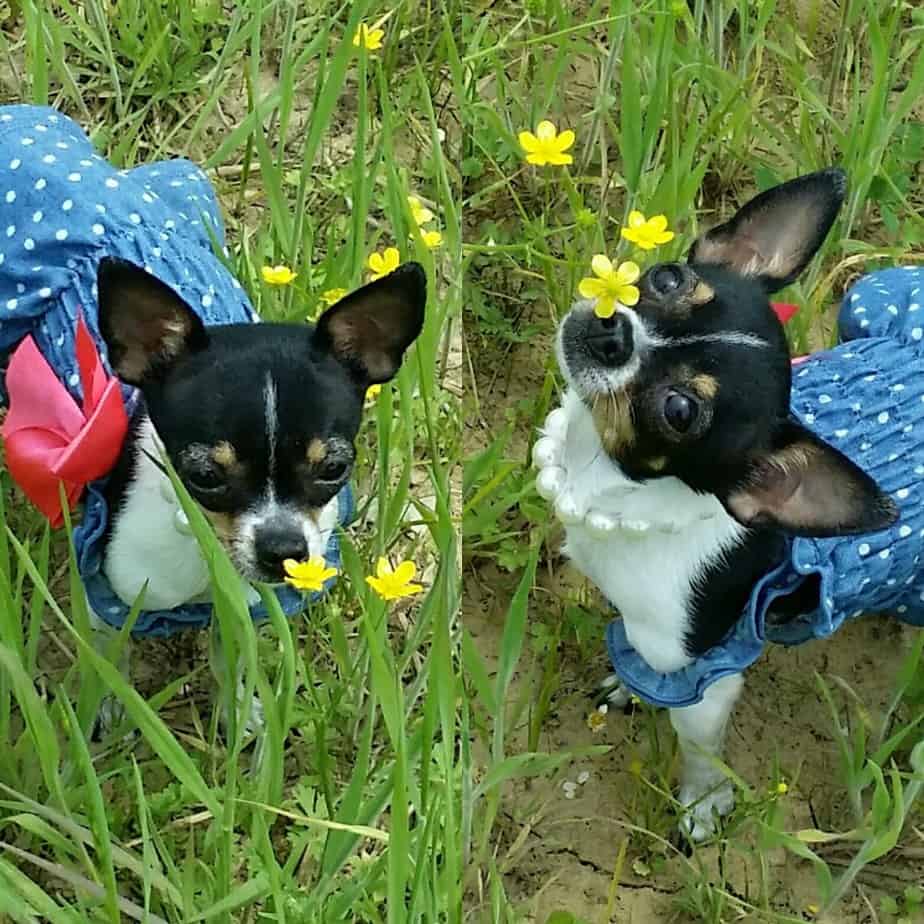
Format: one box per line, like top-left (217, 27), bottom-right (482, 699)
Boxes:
top-left (608, 266), bottom-right (924, 707)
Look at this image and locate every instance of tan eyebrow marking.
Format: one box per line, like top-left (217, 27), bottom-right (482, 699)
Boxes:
top-left (690, 373), bottom-right (719, 400)
top-left (306, 438), bottom-right (328, 464)
top-left (688, 280), bottom-right (715, 306)
top-left (211, 441), bottom-right (237, 468)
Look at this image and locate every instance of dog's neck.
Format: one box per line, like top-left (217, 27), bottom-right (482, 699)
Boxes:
top-left (102, 416), bottom-right (214, 610)
top-left (555, 389), bottom-right (725, 535)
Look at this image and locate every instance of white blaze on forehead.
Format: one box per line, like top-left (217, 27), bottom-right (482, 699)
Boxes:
top-left (263, 371), bottom-right (278, 483)
top-left (558, 300), bottom-right (771, 402)
top-left (660, 331), bottom-right (770, 350)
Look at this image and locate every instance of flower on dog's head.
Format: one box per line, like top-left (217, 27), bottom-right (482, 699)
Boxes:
top-left (518, 120), bottom-right (575, 166)
top-left (367, 247), bottom-right (401, 280)
top-left (620, 211), bottom-right (675, 250)
top-left (353, 23), bottom-right (385, 51)
top-left (320, 287), bottom-right (348, 307)
top-left (284, 556), bottom-right (338, 592)
top-left (366, 557), bottom-right (423, 601)
top-left (578, 256), bottom-right (640, 319)
top-left (262, 264), bottom-right (297, 286)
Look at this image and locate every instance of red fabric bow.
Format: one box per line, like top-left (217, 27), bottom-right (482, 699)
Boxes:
top-left (770, 302), bottom-right (810, 365)
top-left (770, 301), bottom-right (798, 324)
top-left (2, 313), bottom-right (129, 527)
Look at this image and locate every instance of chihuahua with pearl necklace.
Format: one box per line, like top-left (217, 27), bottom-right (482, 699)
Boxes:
top-left (534, 168), bottom-right (924, 840)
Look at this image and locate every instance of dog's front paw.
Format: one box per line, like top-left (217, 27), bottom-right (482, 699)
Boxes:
top-left (91, 693), bottom-right (128, 741)
top-left (593, 673), bottom-right (633, 710)
top-left (677, 779), bottom-right (735, 843)
top-left (242, 694), bottom-right (265, 738)
top-left (220, 690), bottom-right (266, 740)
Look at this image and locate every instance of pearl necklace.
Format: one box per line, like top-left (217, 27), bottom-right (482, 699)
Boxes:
top-left (533, 407), bottom-right (718, 536)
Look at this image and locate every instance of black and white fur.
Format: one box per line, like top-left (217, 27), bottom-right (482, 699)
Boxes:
top-left (535, 170), bottom-right (897, 840)
top-left (86, 258), bottom-right (425, 736)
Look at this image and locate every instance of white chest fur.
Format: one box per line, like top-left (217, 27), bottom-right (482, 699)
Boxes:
top-left (103, 418), bottom-right (213, 610)
top-left (535, 390), bottom-right (747, 672)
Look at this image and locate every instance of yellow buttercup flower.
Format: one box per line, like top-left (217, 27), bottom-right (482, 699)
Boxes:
top-left (578, 256), bottom-right (641, 319)
top-left (620, 211), bottom-right (675, 250)
top-left (775, 781), bottom-right (789, 795)
top-left (262, 264), bottom-right (298, 286)
top-left (408, 195), bottom-right (434, 227)
top-left (365, 384), bottom-right (382, 402)
top-left (320, 287), bottom-right (348, 307)
top-left (353, 23), bottom-right (384, 51)
top-left (283, 556), bottom-right (338, 592)
top-left (365, 557), bottom-right (423, 601)
top-left (421, 229), bottom-right (442, 249)
top-left (518, 120), bottom-right (575, 166)
top-left (367, 247), bottom-right (401, 280)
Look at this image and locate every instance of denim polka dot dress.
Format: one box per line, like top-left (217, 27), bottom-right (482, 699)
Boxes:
top-left (0, 104), bottom-right (351, 637)
top-left (607, 265), bottom-right (924, 708)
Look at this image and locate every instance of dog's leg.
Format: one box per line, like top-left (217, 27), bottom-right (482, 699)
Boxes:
top-left (88, 607), bottom-right (132, 738)
top-left (209, 621), bottom-right (265, 740)
top-left (594, 673), bottom-right (632, 710)
top-left (669, 672), bottom-right (743, 842)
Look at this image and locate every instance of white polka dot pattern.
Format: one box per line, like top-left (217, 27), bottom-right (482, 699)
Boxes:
top-left (770, 264), bottom-right (924, 646)
top-left (0, 103), bottom-right (258, 413)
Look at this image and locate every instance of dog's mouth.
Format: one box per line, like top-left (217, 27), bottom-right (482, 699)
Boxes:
top-left (235, 556), bottom-right (288, 586)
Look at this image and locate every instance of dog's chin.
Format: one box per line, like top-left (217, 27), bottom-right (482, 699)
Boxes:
top-left (559, 355), bottom-right (637, 409)
top-left (235, 557), bottom-right (286, 586)
top-left (217, 542), bottom-right (286, 587)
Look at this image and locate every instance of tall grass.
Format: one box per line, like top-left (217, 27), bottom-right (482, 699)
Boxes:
top-left (0, 1), bottom-right (462, 921)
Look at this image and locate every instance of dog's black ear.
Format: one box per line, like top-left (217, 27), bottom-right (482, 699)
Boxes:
top-left (688, 168), bottom-right (846, 293)
top-left (97, 258), bottom-right (208, 385)
top-left (722, 419), bottom-right (897, 537)
top-left (314, 261), bottom-right (426, 384)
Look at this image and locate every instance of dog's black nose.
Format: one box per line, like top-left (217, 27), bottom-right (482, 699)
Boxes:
top-left (586, 310), bottom-right (634, 367)
top-left (254, 526), bottom-right (308, 576)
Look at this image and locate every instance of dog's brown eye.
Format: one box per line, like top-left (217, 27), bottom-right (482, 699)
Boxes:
top-left (318, 459), bottom-right (348, 482)
top-left (186, 467), bottom-right (227, 494)
top-left (663, 391), bottom-right (698, 433)
top-left (651, 264), bottom-right (685, 295)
